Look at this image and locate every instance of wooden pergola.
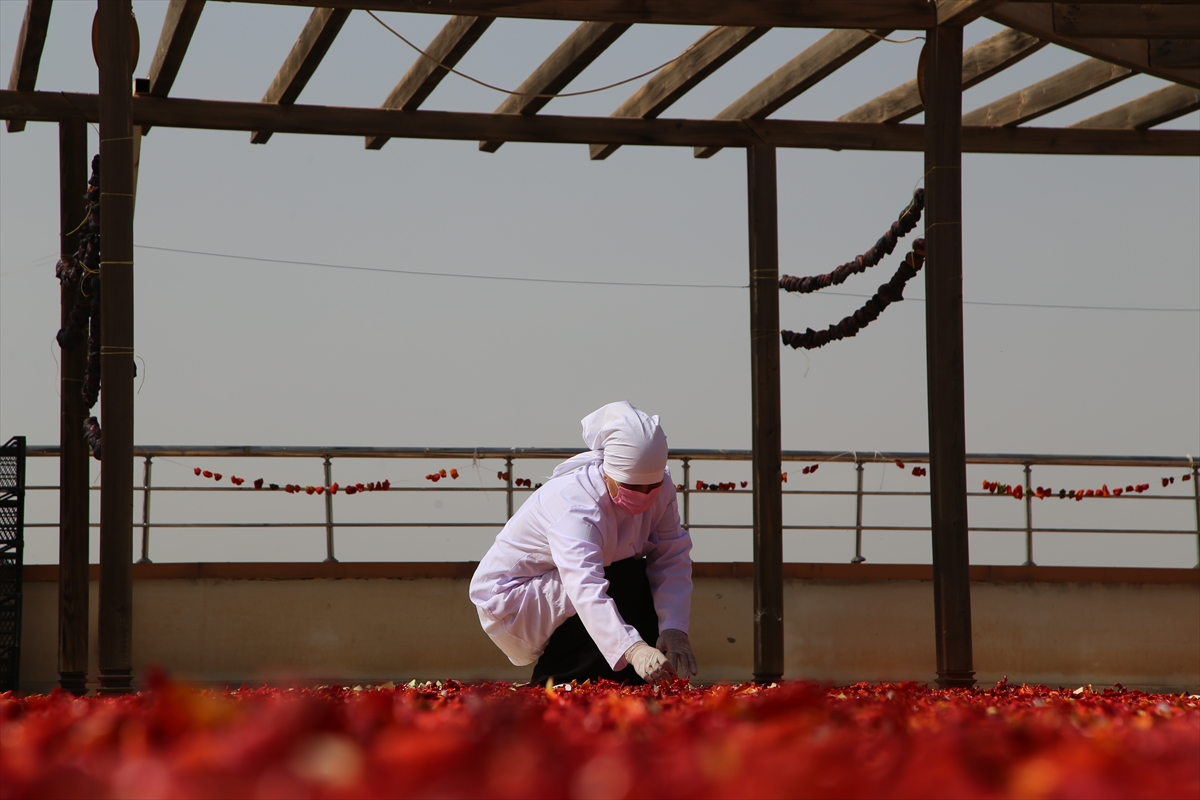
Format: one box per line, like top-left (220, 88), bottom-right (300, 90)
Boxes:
top-left (4, 0), bottom-right (1197, 694)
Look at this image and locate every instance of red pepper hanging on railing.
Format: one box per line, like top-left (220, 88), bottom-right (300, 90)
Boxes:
top-left (192, 466), bottom-right (389, 496)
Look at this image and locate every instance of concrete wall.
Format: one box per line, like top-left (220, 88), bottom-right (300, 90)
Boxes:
top-left (18, 564), bottom-right (1199, 693)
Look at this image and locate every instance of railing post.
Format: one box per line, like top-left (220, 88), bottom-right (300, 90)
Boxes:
top-left (1022, 463), bottom-right (1035, 566)
top-left (505, 456), bottom-right (514, 520)
top-left (137, 455), bottom-right (152, 563)
top-left (681, 457), bottom-right (691, 528)
top-left (323, 457), bottom-right (336, 562)
top-left (852, 461), bottom-right (866, 563)
top-left (1192, 463), bottom-right (1198, 569)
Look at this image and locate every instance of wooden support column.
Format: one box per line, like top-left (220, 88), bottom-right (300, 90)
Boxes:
top-left (747, 144), bottom-right (783, 684)
top-left (57, 117), bottom-right (90, 696)
top-left (97, 0), bottom-right (136, 695)
top-left (923, 24), bottom-right (975, 689)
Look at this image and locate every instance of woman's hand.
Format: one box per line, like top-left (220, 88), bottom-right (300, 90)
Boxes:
top-left (656, 629), bottom-right (697, 677)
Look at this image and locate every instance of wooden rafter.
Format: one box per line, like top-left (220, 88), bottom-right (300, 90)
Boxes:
top-left (236, 0), bottom-right (939, 30)
top-left (366, 15), bottom-right (493, 150)
top-left (251, 7), bottom-right (351, 144)
top-left (3, 90), bottom-right (1196, 157)
top-left (147, 0), bottom-right (206, 96)
top-left (1071, 82), bottom-right (1200, 128)
top-left (838, 27), bottom-right (1045, 125)
top-left (962, 57), bottom-right (1133, 127)
top-left (988, 2), bottom-right (1200, 88)
top-left (6, 0), bottom-right (52, 133)
top-left (694, 29), bottom-right (889, 160)
top-left (937, 0), bottom-right (1011, 26)
top-left (141, 0), bottom-right (206, 135)
top-left (479, 21), bottom-right (630, 153)
top-left (591, 25), bottom-right (769, 160)
top-left (1053, 3), bottom-right (1200, 40)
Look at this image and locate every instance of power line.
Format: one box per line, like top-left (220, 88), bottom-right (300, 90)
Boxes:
top-left (133, 245), bottom-right (744, 289)
top-left (132, 244), bottom-right (1200, 313)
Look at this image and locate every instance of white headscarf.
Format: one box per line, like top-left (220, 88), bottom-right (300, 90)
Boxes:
top-left (550, 401), bottom-right (669, 485)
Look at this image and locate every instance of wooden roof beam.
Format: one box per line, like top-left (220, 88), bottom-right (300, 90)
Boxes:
top-left (141, 0), bottom-right (207, 135)
top-left (591, 25), bottom-right (769, 160)
top-left (694, 29), bottom-right (890, 159)
top-left (233, 1), bottom-right (938, 30)
top-left (365, 15), bottom-right (493, 150)
top-left (1053, 3), bottom-right (1200, 39)
top-left (6, 0), bottom-right (52, 133)
top-left (251, 7), bottom-right (351, 144)
top-left (962, 57), bottom-right (1133, 126)
top-left (839, 28), bottom-right (1046, 125)
top-left (1150, 39), bottom-right (1199, 68)
top-left (5, 89), bottom-right (1197, 157)
top-left (1071, 82), bottom-right (1200, 127)
top-left (937, 0), bottom-right (1012, 26)
top-left (479, 21), bottom-right (630, 153)
top-left (147, 0), bottom-right (206, 96)
top-left (988, 2), bottom-right (1200, 87)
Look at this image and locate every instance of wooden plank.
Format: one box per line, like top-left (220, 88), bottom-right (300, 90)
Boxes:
top-left (237, 0), bottom-right (939, 29)
top-left (838, 27), bottom-right (1046, 124)
top-left (746, 144), bottom-right (783, 684)
top-left (251, 7), bottom-right (351, 144)
top-left (5, 0), bottom-right (52, 132)
top-left (962, 57), bottom-right (1134, 126)
top-left (592, 25), bottom-right (769, 160)
top-left (1053, 3), bottom-right (1200, 38)
top-left (142, 0), bottom-right (206, 134)
top-left (695, 28), bottom-right (887, 159)
top-left (989, 2), bottom-right (1200, 87)
top-left (1150, 39), bottom-right (1200, 67)
top-left (923, 23), bottom-right (975, 690)
top-left (97, 0), bottom-right (137, 696)
top-left (146, 0), bottom-right (206, 96)
top-left (1071, 82), bottom-right (1200, 127)
top-left (479, 21), bottom-right (630, 152)
top-left (3, 90), bottom-right (1197, 155)
top-left (365, 15), bottom-right (494, 150)
top-left (57, 117), bottom-right (89, 697)
top-left (937, 0), bottom-right (1011, 26)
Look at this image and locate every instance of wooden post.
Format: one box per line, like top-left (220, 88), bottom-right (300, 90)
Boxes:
top-left (97, 0), bottom-right (136, 694)
top-left (747, 145), bottom-right (783, 684)
top-left (923, 25), bottom-right (975, 689)
top-left (57, 117), bottom-right (90, 696)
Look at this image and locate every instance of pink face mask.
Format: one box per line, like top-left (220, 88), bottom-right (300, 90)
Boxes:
top-left (612, 483), bottom-right (662, 515)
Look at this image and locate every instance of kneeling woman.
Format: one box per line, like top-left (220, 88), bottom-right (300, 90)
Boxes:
top-left (470, 401), bottom-right (697, 685)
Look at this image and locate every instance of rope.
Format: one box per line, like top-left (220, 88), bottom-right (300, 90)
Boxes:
top-left (366, 10), bottom-right (695, 99)
top-left (864, 31), bottom-right (925, 44)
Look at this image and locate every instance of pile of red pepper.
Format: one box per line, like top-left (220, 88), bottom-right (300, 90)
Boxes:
top-left (3, 678), bottom-right (1196, 799)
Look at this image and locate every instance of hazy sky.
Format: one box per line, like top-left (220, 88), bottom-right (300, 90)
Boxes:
top-left (2, 2), bottom-right (1197, 568)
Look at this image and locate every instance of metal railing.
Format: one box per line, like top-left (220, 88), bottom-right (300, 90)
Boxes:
top-left (23, 446), bottom-right (1200, 567)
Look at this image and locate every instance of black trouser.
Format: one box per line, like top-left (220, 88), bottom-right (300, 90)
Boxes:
top-left (529, 557), bottom-right (659, 686)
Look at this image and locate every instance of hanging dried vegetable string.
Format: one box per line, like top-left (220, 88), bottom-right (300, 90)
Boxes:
top-left (56, 155), bottom-right (104, 458)
top-left (779, 189), bottom-right (923, 295)
top-left (782, 239), bottom-right (925, 350)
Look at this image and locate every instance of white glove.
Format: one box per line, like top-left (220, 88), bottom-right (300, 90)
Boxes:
top-left (656, 628), bottom-right (698, 678)
top-left (624, 641), bottom-right (672, 684)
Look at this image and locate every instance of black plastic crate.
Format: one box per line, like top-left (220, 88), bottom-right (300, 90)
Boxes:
top-left (0, 436), bottom-right (25, 693)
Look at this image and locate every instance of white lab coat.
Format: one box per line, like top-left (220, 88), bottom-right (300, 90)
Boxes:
top-left (469, 461), bottom-right (692, 670)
